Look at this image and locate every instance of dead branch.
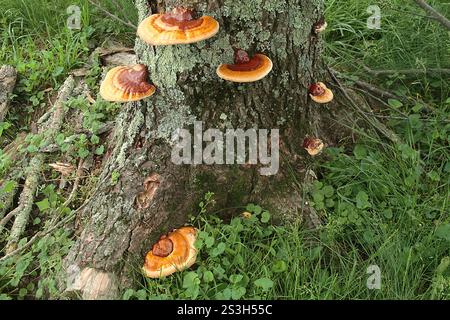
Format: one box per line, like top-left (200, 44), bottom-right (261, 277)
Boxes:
top-left (327, 67), bottom-right (401, 144)
top-left (2, 77), bottom-right (75, 254)
top-left (363, 65), bottom-right (450, 77)
top-left (3, 155), bottom-right (43, 253)
top-left (0, 163), bottom-right (88, 263)
top-left (414, 0), bottom-right (450, 31)
top-left (0, 65), bottom-right (17, 123)
top-left (352, 79), bottom-right (438, 114)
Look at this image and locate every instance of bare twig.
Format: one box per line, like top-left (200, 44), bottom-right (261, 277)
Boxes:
top-left (87, 0), bottom-right (137, 30)
top-left (110, 0), bottom-right (136, 27)
top-left (327, 67), bottom-right (401, 144)
top-left (353, 79), bottom-right (403, 101)
top-left (362, 65), bottom-right (450, 77)
top-left (336, 70), bottom-right (438, 114)
top-left (65, 159), bottom-right (84, 205)
top-left (414, 0), bottom-right (450, 31)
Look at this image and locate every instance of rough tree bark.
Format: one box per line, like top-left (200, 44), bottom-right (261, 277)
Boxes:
top-left (62, 0), bottom-right (349, 299)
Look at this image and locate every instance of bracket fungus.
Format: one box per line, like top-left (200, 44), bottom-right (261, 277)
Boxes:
top-left (99, 64), bottom-right (156, 102)
top-left (143, 226), bottom-right (198, 278)
top-left (308, 82), bottom-right (334, 104)
top-left (303, 137), bottom-right (325, 156)
top-left (137, 7), bottom-right (219, 45)
top-left (216, 49), bottom-right (273, 83)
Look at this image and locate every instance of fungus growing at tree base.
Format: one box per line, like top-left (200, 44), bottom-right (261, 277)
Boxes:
top-left (142, 226), bottom-right (198, 278)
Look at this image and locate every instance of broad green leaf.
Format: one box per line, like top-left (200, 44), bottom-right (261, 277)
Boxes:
top-left (36, 198), bottom-right (50, 212)
top-left (356, 191), bottom-right (371, 209)
top-left (254, 277), bottom-right (274, 291)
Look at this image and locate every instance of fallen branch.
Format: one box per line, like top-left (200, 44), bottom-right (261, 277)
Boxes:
top-left (414, 0), bottom-right (450, 31)
top-left (327, 67), bottom-right (401, 144)
top-left (363, 65), bottom-right (450, 77)
top-left (3, 155), bottom-right (43, 253)
top-left (0, 167), bottom-right (90, 263)
top-left (0, 211), bottom-right (77, 263)
top-left (0, 65), bottom-right (17, 123)
top-left (0, 134), bottom-right (27, 219)
top-left (3, 77), bottom-right (75, 254)
top-left (335, 69), bottom-right (438, 114)
top-left (352, 79), bottom-right (438, 114)
top-left (40, 121), bottom-right (115, 153)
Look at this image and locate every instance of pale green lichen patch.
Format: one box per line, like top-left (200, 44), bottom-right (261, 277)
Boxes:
top-left (222, 0), bottom-right (264, 21)
top-left (114, 107), bottom-right (145, 168)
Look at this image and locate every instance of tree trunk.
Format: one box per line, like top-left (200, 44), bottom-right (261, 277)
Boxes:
top-left (62, 0), bottom-right (346, 299)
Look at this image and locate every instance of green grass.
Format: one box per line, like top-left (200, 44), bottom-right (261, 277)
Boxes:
top-left (0, 0), bottom-right (449, 300)
top-left (0, 0), bottom-right (136, 137)
top-left (125, 130), bottom-right (448, 300)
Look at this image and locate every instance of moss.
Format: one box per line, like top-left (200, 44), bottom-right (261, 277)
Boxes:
top-left (226, 169), bottom-right (251, 206)
top-left (193, 171), bottom-right (218, 190)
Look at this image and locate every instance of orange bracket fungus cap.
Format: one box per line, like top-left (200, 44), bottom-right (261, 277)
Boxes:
top-left (216, 49), bottom-right (273, 83)
top-left (303, 137), bottom-right (325, 156)
top-left (137, 7), bottom-right (219, 45)
top-left (308, 82), bottom-right (334, 104)
top-left (142, 226), bottom-right (198, 278)
top-left (99, 64), bottom-right (156, 102)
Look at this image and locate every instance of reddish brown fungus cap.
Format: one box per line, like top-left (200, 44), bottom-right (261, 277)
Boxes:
top-left (216, 49), bottom-right (273, 83)
top-left (303, 137), bottom-right (325, 156)
top-left (308, 82), bottom-right (334, 104)
top-left (137, 7), bottom-right (219, 45)
top-left (99, 64), bottom-right (156, 102)
top-left (142, 226), bottom-right (198, 278)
